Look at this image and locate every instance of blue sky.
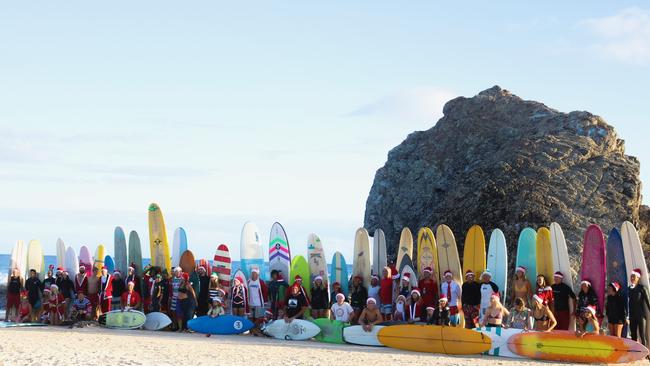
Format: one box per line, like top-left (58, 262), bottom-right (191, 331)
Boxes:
top-left (1, 2), bottom-right (649, 261)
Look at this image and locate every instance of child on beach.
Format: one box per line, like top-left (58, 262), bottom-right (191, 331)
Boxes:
top-left (576, 305), bottom-right (600, 337)
top-left (426, 296), bottom-right (450, 326)
top-left (358, 298), bottom-right (382, 332)
top-left (330, 293), bottom-right (354, 323)
top-left (204, 297), bottom-right (225, 338)
top-left (394, 295), bottom-right (407, 321)
top-left (506, 297), bottom-right (532, 330)
top-left (14, 292), bottom-right (32, 323)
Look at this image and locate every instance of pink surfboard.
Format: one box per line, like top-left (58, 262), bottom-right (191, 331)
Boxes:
top-left (580, 225), bottom-right (606, 316)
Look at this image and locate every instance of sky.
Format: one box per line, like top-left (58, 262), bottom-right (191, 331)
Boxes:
top-left (1, 1), bottom-right (649, 261)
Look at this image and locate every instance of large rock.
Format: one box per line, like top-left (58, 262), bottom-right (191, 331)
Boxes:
top-left (364, 86), bottom-right (646, 272)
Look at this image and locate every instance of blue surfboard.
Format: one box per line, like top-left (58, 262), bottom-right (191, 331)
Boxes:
top-left (188, 315), bottom-right (254, 335)
top-left (606, 228), bottom-right (628, 337)
top-left (330, 252), bottom-right (349, 296)
top-left (104, 255), bottom-right (115, 273)
top-left (516, 228), bottom-right (537, 290)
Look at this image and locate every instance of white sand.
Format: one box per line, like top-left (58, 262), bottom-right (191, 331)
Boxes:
top-left (0, 326), bottom-right (645, 366)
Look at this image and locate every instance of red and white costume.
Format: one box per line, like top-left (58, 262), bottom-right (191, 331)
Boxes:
top-left (75, 272), bottom-right (88, 295)
top-left (121, 290), bottom-right (141, 308)
top-left (99, 273), bottom-right (113, 313)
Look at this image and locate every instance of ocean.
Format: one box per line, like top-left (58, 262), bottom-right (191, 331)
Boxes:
top-left (0, 254), bottom-right (352, 309)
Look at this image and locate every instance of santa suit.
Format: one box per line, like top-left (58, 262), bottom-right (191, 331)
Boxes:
top-left (407, 300), bottom-right (425, 322)
top-left (121, 290), bottom-right (141, 309)
top-left (75, 273), bottom-right (88, 295)
top-left (418, 278), bottom-right (439, 308)
top-left (99, 274), bottom-right (113, 313)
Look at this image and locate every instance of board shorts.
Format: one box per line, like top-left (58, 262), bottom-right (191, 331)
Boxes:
top-left (6, 293), bottom-right (20, 309)
top-left (249, 306), bottom-right (266, 319)
top-left (449, 313), bottom-right (460, 326)
top-left (88, 293), bottom-right (99, 307)
top-left (462, 304), bottom-right (479, 324)
top-left (380, 304), bottom-right (393, 314)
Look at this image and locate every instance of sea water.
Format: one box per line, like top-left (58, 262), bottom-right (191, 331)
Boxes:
top-left (0, 254), bottom-right (352, 309)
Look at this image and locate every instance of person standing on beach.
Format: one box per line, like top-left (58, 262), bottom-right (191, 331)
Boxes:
top-left (169, 267), bottom-right (183, 327)
top-left (120, 281), bottom-right (141, 310)
top-left (74, 265), bottom-right (88, 297)
top-left (5, 268), bottom-right (23, 321)
top-left (25, 269), bottom-right (43, 322)
top-left (231, 276), bottom-right (248, 317)
top-left (310, 276), bottom-right (329, 319)
top-left (349, 276), bottom-right (368, 324)
top-left (461, 270), bottom-right (480, 328)
top-left (628, 269), bottom-right (650, 347)
top-left (48, 284), bottom-right (66, 325)
top-left (43, 265), bottom-right (56, 289)
top-left (479, 271), bottom-right (499, 324)
top-left (268, 270), bottom-right (288, 319)
top-left (379, 267), bottom-right (393, 321)
top-left (98, 266), bottom-right (113, 314)
top-left (605, 282), bottom-right (627, 338)
top-left (550, 271), bottom-right (575, 330)
top-left (535, 275), bottom-right (554, 308)
top-left (87, 267), bottom-right (100, 319)
top-left (177, 273), bottom-right (197, 332)
top-left (56, 270), bottom-right (75, 320)
top-left (196, 266), bottom-right (210, 316)
top-left (111, 271), bottom-right (124, 311)
top-left (512, 266), bottom-right (532, 306)
top-left (418, 267), bottom-right (439, 310)
top-left (440, 270), bottom-right (462, 326)
top-left (247, 268), bottom-right (268, 334)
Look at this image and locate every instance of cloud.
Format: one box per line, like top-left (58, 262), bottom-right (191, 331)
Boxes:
top-left (580, 7), bottom-right (650, 65)
top-left (345, 87), bottom-right (456, 123)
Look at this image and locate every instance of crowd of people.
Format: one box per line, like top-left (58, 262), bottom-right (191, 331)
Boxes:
top-left (4, 260), bottom-right (650, 349)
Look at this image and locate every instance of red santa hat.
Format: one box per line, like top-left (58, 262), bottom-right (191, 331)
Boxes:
top-left (371, 275), bottom-right (379, 280)
top-left (56, 267), bottom-right (64, 272)
top-left (516, 266), bottom-right (526, 274)
top-left (465, 270), bottom-right (474, 278)
top-left (411, 288), bottom-right (421, 297)
top-left (426, 306), bottom-right (435, 311)
top-left (294, 275), bottom-right (302, 282)
top-left (335, 293), bottom-right (345, 301)
top-left (198, 266), bottom-right (207, 273)
top-left (553, 271), bottom-right (564, 279)
top-left (610, 282), bottom-right (621, 292)
top-left (101, 266), bottom-right (107, 270)
top-left (276, 273), bottom-right (285, 281)
top-left (439, 295), bottom-right (448, 303)
top-left (366, 298), bottom-right (377, 305)
top-left (423, 267), bottom-right (433, 274)
top-left (584, 305), bottom-right (597, 316)
top-left (402, 273), bottom-right (411, 281)
top-left (443, 270), bottom-right (453, 278)
top-left (314, 275), bottom-right (323, 282)
top-left (332, 281), bottom-right (340, 287)
top-left (127, 281), bottom-right (135, 286)
top-left (49, 264), bottom-right (55, 270)
top-left (632, 268), bottom-right (642, 278)
top-left (581, 279), bottom-right (591, 287)
top-left (532, 294), bottom-right (543, 304)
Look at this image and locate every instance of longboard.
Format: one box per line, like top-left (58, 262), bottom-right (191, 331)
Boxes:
top-left (550, 222), bottom-right (573, 287)
top-left (180, 250), bottom-right (196, 275)
top-left (396, 228), bottom-right (413, 271)
top-left (463, 225), bottom-right (486, 278)
top-left (94, 244), bottom-right (105, 277)
top-left (516, 228), bottom-right (537, 289)
top-left (56, 238), bottom-right (66, 270)
top-left (188, 315), bottom-right (253, 335)
top-left (98, 310), bottom-right (146, 329)
top-left (487, 229), bottom-right (507, 300)
top-left (171, 227), bottom-right (188, 268)
top-left (536, 227), bottom-right (554, 282)
top-left (114, 226), bottom-right (128, 276)
top-left (621, 221), bottom-right (650, 344)
top-left (79, 245), bottom-right (93, 276)
top-left (372, 229), bottom-right (387, 277)
top-left (343, 325), bottom-right (385, 346)
top-left (214, 244), bottom-right (232, 291)
top-left (127, 231), bottom-right (143, 274)
top-left (476, 327), bottom-right (523, 358)
top-left (607, 228), bottom-right (628, 337)
top-left (26, 239), bottom-right (44, 280)
top-left (104, 255), bottom-right (115, 273)
top-left (353, 228), bottom-right (371, 287)
top-left (508, 330), bottom-right (648, 363)
top-left (269, 222), bottom-right (290, 279)
top-left (308, 233), bottom-right (328, 284)
top-left (378, 324), bottom-right (491, 355)
top-left (263, 319), bottom-right (320, 340)
top-left (330, 252), bottom-right (349, 296)
top-left (65, 246), bottom-right (78, 280)
top-left (290, 255), bottom-right (311, 296)
top-left (312, 318), bottom-right (345, 344)
top-left (581, 224), bottom-right (606, 315)
top-left (9, 240), bottom-right (26, 280)
top-left (143, 312), bottom-right (172, 331)
top-left (416, 227), bottom-right (438, 280)
top-left (148, 203), bottom-right (171, 272)
top-left (435, 224), bottom-right (462, 285)
top-left (240, 221), bottom-right (263, 279)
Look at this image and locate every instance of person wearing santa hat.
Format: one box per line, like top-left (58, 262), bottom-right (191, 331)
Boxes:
top-left (169, 267), bottom-right (183, 328)
top-left (481, 293), bottom-right (509, 328)
top-left (288, 275), bottom-right (311, 306)
top-left (358, 298), bottom-right (383, 332)
top-left (310, 275), bottom-right (329, 319)
top-left (532, 294), bottom-right (557, 332)
top-left (551, 271), bottom-right (576, 330)
top-left (440, 270), bottom-right (462, 326)
top-left (5, 268), bottom-right (23, 322)
top-left (605, 281), bottom-right (627, 338)
top-left (231, 275), bottom-right (248, 317)
top-left (98, 266), bottom-right (113, 314)
top-left (393, 294), bottom-right (407, 321)
top-left (330, 281), bottom-right (343, 307)
top-left (628, 268), bottom-right (650, 347)
top-left (74, 265), bottom-right (88, 297)
top-left (426, 296), bottom-right (451, 326)
top-left (177, 272), bottom-right (197, 332)
top-left (576, 305), bottom-right (600, 337)
top-left (120, 281), bottom-right (142, 311)
top-left (284, 281), bottom-right (309, 323)
top-left (576, 279), bottom-right (599, 324)
top-left (349, 275), bottom-right (368, 324)
top-left (87, 267), bottom-right (100, 319)
top-left (248, 268), bottom-right (269, 334)
top-left (367, 275), bottom-right (381, 308)
top-left (535, 275), bottom-right (554, 308)
top-left (379, 267), bottom-right (394, 321)
top-left (512, 266), bottom-right (532, 306)
top-left (48, 284), bottom-right (66, 325)
top-left (268, 270), bottom-right (288, 320)
top-left (330, 293), bottom-right (354, 322)
top-left (418, 267), bottom-right (439, 310)
top-left (111, 270), bottom-right (125, 311)
top-left (196, 266), bottom-right (210, 316)
top-left (397, 273), bottom-right (412, 299)
top-left (461, 270), bottom-right (481, 328)
top-left (407, 288), bottom-right (425, 323)
top-left (479, 271), bottom-right (500, 324)
top-left (56, 270), bottom-right (75, 320)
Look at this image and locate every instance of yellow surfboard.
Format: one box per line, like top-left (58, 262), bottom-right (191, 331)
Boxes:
top-left (148, 203), bottom-right (171, 272)
top-left (417, 227), bottom-right (439, 280)
top-left (536, 227), bottom-right (554, 283)
top-left (463, 225), bottom-right (486, 278)
top-left (396, 228), bottom-right (413, 270)
top-left (94, 244), bottom-right (105, 277)
top-left (436, 225), bottom-right (462, 285)
top-left (378, 324), bottom-right (491, 355)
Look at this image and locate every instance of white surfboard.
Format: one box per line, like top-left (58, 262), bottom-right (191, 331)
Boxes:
top-left (26, 240), bottom-right (44, 280)
top-left (65, 246), bottom-right (79, 280)
top-left (621, 221), bottom-right (650, 344)
top-left (308, 233), bottom-right (328, 283)
top-left (400, 263), bottom-right (418, 288)
top-left (372, 229), bottom-right (387, 277)
top-left (353, 228), bottom-right (371, 287)
top-left (487, 229), bottom-right (507, 300)
top-left (476, 327), bottom-right (524, 358)
top-left (143, 312), bottom-right (172, 330)
top-left (343, 325), bottom-right (385, 346)
top-left (56, 238), bottom-right (66, 270)
top-left (9, 240), bottom-right (26, 280)
top-left (114, 226), bottom-right (128, 275)
top-left (549, 223), bottom-right (573, 287)
top-left (240, 222), bottom-right (264, 279)
top-left (263, 319), bottom-right (321, 340)
top-left (171, 227), bottom-right (187, 268)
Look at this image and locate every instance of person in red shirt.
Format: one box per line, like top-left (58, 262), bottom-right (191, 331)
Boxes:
top-left (535, 274), bottom-right (554, 308)
top-left (99, 266), bottom-right (113, 314)
top-left (74, 265), bottom-right (88, 295)
top-left (379, 266), bottom-right (394, 321)
top-left (120, 281), bottom-right (142, 310)
top-left (407, 289), bottom-right (425, 323)
top-left (48, 284), bottom-right (66, 325)
top-left (418, 267), bottom-right (439, 309)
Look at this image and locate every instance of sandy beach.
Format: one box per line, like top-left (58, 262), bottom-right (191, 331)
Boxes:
top-left (0, 326), bottom-right (645, 366)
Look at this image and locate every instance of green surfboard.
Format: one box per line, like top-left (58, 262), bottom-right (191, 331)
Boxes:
top-left (312, 318), bottom-right (345, 344)
top-left (290, 255), bottom-right (311, 297)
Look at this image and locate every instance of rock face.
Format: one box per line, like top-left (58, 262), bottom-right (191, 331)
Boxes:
top-left (364, 86), bottom-right (646, 273)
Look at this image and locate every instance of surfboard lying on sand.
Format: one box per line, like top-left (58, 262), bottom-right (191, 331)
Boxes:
top-left (508, 330), bottom-right (649, 363)
top-left (377, 324), bottom-right (491, 355)
top-left (98, 310), bottom-right (146, 329)
top-left (343, 325), bottom-right (385, 346)
top-left (263, 319), bottom-right (320, 340)
top-left (143, 312), bottom-right (172, 331)
top-left (188, 315), bottom-right (254, 335)
top-left (476, 327), bottom-right (524, 358)
top-left (312, 318), bottom-right (345, 344)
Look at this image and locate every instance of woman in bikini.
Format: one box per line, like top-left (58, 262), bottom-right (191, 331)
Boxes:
top-left (532, 294), bottom-right (557, 332)
top-left (512, 266), bottom-right (532, 307)
top-left (358, 298), bottom-right (383, 332)
top-left (576, 305), bottom-right (600, 337)
top-left (481, 294), bottom-right (509, 328)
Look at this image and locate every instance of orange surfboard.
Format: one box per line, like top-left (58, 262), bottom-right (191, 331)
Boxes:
top-left (508, 331), bottom-right (649, 364)
top-left (377, 324), bottom-right (491, 355)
